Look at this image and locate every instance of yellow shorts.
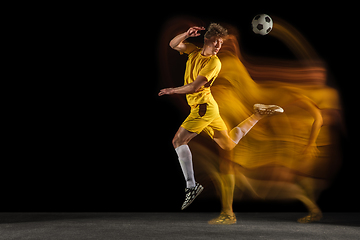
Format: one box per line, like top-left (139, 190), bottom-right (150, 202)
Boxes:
top-left (181, 98), bottom-right (228, 138)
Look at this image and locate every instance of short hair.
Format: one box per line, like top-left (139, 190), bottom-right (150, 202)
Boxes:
top-left (204, 23), bottom-right (228, 39)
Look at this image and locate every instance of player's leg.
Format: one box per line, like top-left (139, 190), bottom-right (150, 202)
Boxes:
top-left (209, 104), bottom-right (284, 224)
top-left (212, 130), bottom-right (236, 151)
top-left (213, 104), bottom-right (284, 150)
top-left (208, 151), bottom-right (237, 225)
top-left (296, 177), bottom-right (324, 223)
top-left (172, 126), bottom-right (198, 149)
top-left (172, 127), bottom-right (204, 210)
top-left (172, 126), bottom-right (197, 188)
top-left (172, 127), bottom-right (198, 189)
top-left (213, 113), bottom-right (263, 151)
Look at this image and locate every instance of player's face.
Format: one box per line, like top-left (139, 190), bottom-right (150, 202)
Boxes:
top-left (205, 36), bottom-right (224, 55)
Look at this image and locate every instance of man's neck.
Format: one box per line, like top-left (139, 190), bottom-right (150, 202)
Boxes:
top-left (201, 47), bottom-right (213, 57)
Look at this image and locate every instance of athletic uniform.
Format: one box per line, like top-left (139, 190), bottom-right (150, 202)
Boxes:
top-left (180, 43), bottom-right (227, 137)
top-left (173, 42), bottom-right (284, 212)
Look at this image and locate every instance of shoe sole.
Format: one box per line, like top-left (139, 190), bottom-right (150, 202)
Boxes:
top-left (254, 104), bottom-right (284, 114)
top-left (208, 218), bottom-right (237, 225)
top-left (181, 185), bottom-right (204, 210)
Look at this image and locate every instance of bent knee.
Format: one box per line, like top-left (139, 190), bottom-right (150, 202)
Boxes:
top-left (172, 137), bottom-right (179, 148)
top-left (172, 136), bottom-right (187, 149)
top-left (172, 127), bottom-right (197, 149)
top-left (214, 139), bottom-right (236, 151)
top-left (219, 144), bottom-right (235, 151)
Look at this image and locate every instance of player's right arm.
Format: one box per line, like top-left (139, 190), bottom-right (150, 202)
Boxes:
top-left (169, 26), bottom-right (205, 52)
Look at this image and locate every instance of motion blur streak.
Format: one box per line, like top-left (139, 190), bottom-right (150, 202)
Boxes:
top-left (159, 17), bottom-right (344, 216)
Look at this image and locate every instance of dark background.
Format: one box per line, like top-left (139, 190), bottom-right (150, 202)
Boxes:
top-left (4, 3), bottom-right (358, 212)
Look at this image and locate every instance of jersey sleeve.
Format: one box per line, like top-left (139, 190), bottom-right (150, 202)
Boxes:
top-left (180, 42), bottom-right (198, 55)
top-left (198, 57), bottom-right (221, 81)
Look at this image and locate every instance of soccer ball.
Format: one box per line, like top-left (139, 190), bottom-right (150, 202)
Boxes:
top-left (252, 14), bottom-right (273, 35)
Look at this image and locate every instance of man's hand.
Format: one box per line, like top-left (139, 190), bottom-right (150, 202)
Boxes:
top-left (169, 26), bottom-right (205, 52)
top-left (158, 88), bottom-right (174, 96)
top-left (159, 76), bottom-right (208, 97)
top-left (186, 26), bottom-right (205, 38)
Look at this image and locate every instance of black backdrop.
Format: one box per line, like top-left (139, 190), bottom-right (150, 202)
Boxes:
top-left (4, 3), bottom-right (358, 212)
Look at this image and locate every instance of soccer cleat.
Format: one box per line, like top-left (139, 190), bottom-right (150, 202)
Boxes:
top-left (181, 182), bottom-right (204, 210)
top-left (208, 211), bottom-right (237, 225)
top-left (297, 211), bottom-right (323, 223)
top-left (254, 103), bottom-right (284, 115)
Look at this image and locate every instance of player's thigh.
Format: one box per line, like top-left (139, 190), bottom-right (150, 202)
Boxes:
top-left (213, 129), bottom-right (236, 151)
top-left (172, 126), bottom-right (198, 148)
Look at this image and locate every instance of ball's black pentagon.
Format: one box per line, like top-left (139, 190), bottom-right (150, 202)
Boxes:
top-left (265, 16), bottom-right (271, 22)
top-left (254, 15), bottom-right (261, 20)
top-left (257, 24), bottom-right (263, 30)
top-left (266, 27), bottom-right (272, 33)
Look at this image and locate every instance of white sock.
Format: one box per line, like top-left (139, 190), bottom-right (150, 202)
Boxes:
top-left (229, 115), bottom-right (259, 144)
top-left (175, 145), bottom-right (196, 188)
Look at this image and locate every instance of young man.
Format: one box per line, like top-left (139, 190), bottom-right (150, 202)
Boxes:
top-left (159, 23), bottom-right (283, 212)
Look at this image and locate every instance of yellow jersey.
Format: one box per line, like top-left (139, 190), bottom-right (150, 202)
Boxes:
top-left (182, 43), bottom-right (221, 106)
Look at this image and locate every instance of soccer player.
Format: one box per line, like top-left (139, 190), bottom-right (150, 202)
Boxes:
top-left (158, 23), bottom-right (283, 211)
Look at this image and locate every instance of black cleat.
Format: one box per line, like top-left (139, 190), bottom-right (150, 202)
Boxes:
top-left (181, 182), bottom-right (204, 210)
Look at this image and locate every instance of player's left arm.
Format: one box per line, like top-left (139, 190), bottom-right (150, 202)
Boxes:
top-left (158, 76), bottom-right (208, 96)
